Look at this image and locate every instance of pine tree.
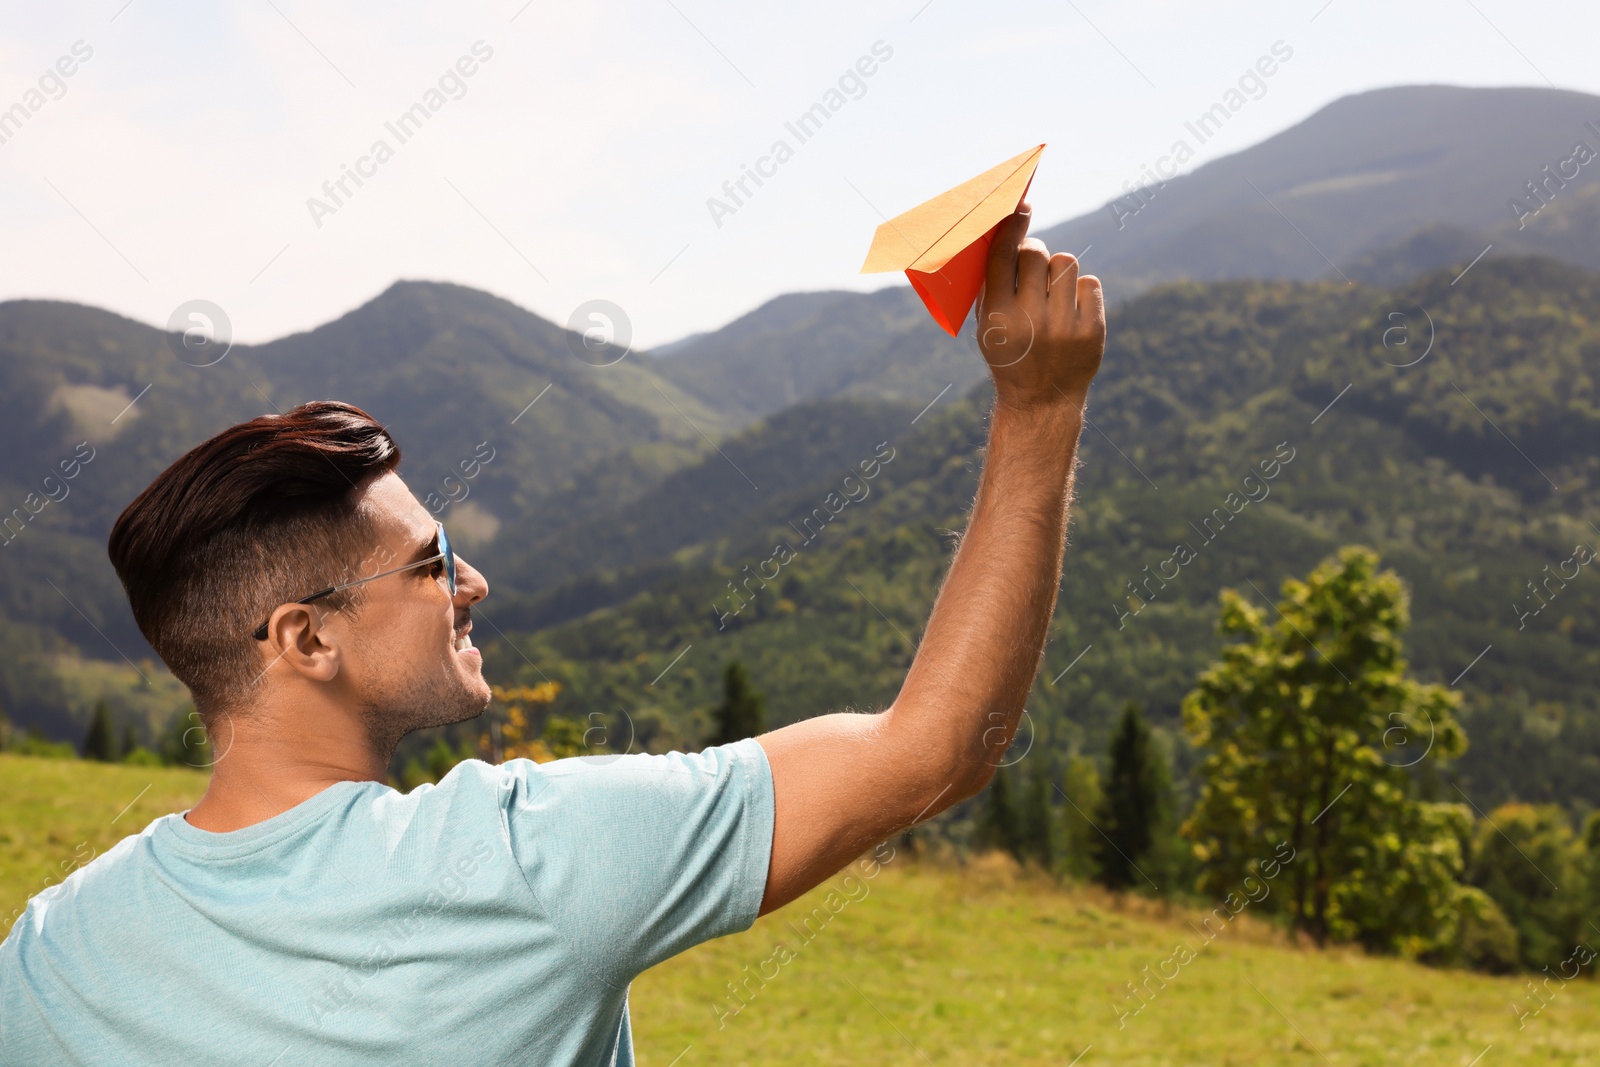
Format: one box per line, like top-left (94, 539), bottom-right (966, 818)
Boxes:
top-left (83, 701), bottom-right (118, 762)
top-left (1092, 701), bottom-right (1170, 891)
top-left (979, 766), bottom-right (1023, 860)
top-left (1058, 754), bottom-right (1103, 882)
top-left (158, 707), bottom-right (212, 767)
top-left (707, 662), bottom-right (766, 746)
top-left (1019, 760), bottom-right (1057, 870)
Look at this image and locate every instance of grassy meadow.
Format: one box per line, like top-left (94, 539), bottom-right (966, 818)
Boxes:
top-left (5, 754), bottom-right (1598, 1065)
top-left (0, 754), bottom-right (208, 930)
top-left (633, 857), bottom-right (1600, 1066)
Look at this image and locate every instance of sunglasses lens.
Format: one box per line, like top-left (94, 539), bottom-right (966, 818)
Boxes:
top-left (439, 524), bottom-right (457, 595)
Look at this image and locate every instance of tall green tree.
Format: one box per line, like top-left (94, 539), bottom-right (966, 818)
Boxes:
top-left (1018, 760), bottom-right (1057, 870)
top-left (83, 701), bottom-right (118, 762)
top-left (1058, 755), bottom-right (1104, 882)
top-left (399, 735), bottom-right (477, 791)
top-left (426, 735), bottom-right (476, 780)
top-left (1469, 803), bottom-right (1585, 968)
top-left (979, 766), bottom-right (1023, 860)
top-left (1182, 546), bottom-right (1468, 951)
top-left (707, 661), bottom-right (766, 746)
top-left (158, 707), bottom-right (212, 767)
top-left (1092, 702), bottom-right (1170, 891)
top-left (1583, 810), bottom-right (1600, 942)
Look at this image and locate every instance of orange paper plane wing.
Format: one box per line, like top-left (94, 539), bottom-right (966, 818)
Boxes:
top-left (859, 144), bottom-right (1045, 336)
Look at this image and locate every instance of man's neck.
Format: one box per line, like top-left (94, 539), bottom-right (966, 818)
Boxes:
top-left (184, 707), bottom-right (390, 833)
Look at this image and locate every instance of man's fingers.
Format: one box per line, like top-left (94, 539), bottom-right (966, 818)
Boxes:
top-left (1017, 238), bottom-right (1049, 303)
top-left (1044, 253), bottom-right (1078, 334)
top-left (985, 203), bottom-right (1032, 300)
top-left (1077, 274), bottom-right (1106, 332)
top-left (1047, 252), bottom-right (1079, 310)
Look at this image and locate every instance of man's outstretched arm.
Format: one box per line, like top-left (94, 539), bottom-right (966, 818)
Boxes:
top-left (755, 203), bottom-right (1106, 913)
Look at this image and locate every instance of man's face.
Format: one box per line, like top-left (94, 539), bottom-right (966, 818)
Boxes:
top-left (329, 472), bottom-right (491, 749)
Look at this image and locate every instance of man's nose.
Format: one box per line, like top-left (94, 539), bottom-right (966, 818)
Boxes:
top-left (454, 557), bottom-right (488, 606)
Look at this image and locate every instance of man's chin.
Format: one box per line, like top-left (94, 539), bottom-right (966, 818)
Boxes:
top-left (447, 651), bottom-right (492, 716)
top-left (372, 660), bottom-right (494, 748)
top-left (442, 682), bottom-right (492, 726)
top-left (464, 664), bottom-right (492, 711)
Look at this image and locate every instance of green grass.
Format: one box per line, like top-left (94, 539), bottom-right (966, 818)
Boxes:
top-left (1, 754), bottom-right (208, 932)
top-left (633, 858), bottom-right (1600, 1066)
top-left (5, 755), bottom-right (1598, 1064)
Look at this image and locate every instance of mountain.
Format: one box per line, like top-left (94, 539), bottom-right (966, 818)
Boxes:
top-left (1033, 84), bottom-right (1600, 295)
top-left (648, 287), bottom-right (984, 426)
top-left (646, 331), bottom-right (709, 357)
top-left (486, 395), bottom-right (920, 626)
top-left (477, 256), bottom-right (1600, 814)
top-left (647, 86), bottom-right (1600, 424)
top-left (1348, 183), bottom-right (1600, 287)
top-left (0, 281), bottom-right (734, 734)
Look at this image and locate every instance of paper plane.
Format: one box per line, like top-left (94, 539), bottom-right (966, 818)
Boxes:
top-left (859, 144), bottom-right (1045, 336)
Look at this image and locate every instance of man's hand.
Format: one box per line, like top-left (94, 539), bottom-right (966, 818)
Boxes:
top-left (753, 206), bottom-right (1106, 915)
top-left (974, 201), bottom-right (1106, 413)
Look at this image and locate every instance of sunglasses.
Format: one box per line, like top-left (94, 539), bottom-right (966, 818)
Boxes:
top-left (251, 522), bottom-right (456, 641)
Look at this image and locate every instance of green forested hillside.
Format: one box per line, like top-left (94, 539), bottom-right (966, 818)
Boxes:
top-left (1299, 255), bottom-right (1600, 489)
top-left (3, 254), bottom-right (1597, 821)
top-left (488, 395), bottom-right (919, 621)
top-left (476, 257), bottom-right (1600, 813)
top-left (652, 87), bottom-right (1600, 430)
top-left (0, 282), bottom-right (729, 737)
top-left (649, 287), bottom-right (986, 423)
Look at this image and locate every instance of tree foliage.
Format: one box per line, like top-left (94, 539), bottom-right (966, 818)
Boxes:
top-left (1182, 546), bottom-right (1468, 951)
top-left (1057, 755), bottom-right (1104, 882)
top-left (486, 682), bottom-right (564, 762)
top-left (1468, 803), bottom-right (1586, 969)
top-left (1092, 702), bottom-right (1170, 891)
top-left (707, 661), bottom-right (766, 747)
top-left (978, 767), bottom-right (1022, 860)
top-left (82, 701), bottom-right (117, 762)
top-left (1018, 760), bottom-right (1058, 870)
top-left (157, 707), bottom-right (212, 768)
top-left (399, 736), bottom-right (480, 791)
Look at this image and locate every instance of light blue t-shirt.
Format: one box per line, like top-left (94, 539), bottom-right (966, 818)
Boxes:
top-left (0, 740), bottom-right (774, 1066)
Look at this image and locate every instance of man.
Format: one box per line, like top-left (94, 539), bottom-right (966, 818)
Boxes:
top-left (0, 203), bottom-right (1103, 1065)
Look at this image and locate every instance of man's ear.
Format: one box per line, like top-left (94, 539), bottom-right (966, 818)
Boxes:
top-left (259, 603), bottom-right (342, 684)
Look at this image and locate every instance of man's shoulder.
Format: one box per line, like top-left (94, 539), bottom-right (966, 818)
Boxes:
top-left (406, 755), bottom-right (505, 796)
top-left (484, 741), bottom-right (771, 808)
top-left (3, 820), bottom-right (161, 953)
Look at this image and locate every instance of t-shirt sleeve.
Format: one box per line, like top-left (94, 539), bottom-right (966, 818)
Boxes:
top-left (499, 738), bottom-right (775, 987)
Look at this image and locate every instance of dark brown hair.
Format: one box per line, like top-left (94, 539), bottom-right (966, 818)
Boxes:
top-left (108, 401), bottom-right (401, 712)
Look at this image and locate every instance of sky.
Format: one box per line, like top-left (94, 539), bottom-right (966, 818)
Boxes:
top-left (1, 0), bottom-right (1597, 349)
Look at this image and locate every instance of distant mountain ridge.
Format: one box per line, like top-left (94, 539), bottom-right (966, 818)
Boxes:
top-left (1033, 84), bottom-right (1600, 293)
top-left (649, 86), bottom-right (1600, 423)
top-left (646, 286), bottom-right (978, 426)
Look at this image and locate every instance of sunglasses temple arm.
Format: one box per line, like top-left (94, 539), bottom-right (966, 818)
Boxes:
top-left (251, 542), bottom-right (448, 640)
